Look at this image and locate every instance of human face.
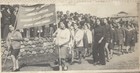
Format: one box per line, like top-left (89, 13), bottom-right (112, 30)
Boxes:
top-left (128, 25), bottom-right (131, 29)
top-left (74, 24), bottom-right (78, 30)
top-left (118, 23), bottom-right (121, 28)
top-left (9, 26), bottom-right (14, 31)
top-left (66, 11), bottom-right (69, 15)
top-left (97, 19), bottom-right (100, 26)
top-left (84, 24), bottom-right (88, 29)
top-left (60, 22), bottom-right (65, 29)
top-left (104, 19), bottom-right (108, 25)
top-left (68, 22), bottom-right (72, 28)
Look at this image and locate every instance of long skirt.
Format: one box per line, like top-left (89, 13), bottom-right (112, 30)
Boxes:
top-left (92, 40), bottom-right (106, 65)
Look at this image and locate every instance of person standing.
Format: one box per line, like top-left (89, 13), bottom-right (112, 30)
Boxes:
top-left (6, 25), bottom-right (22, 71)
top-left (116, 23), bottom-right (125, 55)
top-left (67, 21), bottom-right (75, 64)
top-left (130, 24), bottom-right (137, 52)
top-left (1, 6), bottom-right (11, 40)
top-left (124, 25), bottom-right (133, 53)
top-left (82, 23), bottom-right (89, 58)
top-left (73, 22), bottom-right (84, 64)
top-left (92, 19), bottom-right (106, 65)
top-left (108, 23), bottom-right (115, 59)
top-left (103, 18), bottom-right (111, 62)
top-left (10, 8), bottom-right (16, 27)
top-left (55, 21), bottom-right (71, 71)
top-left (83, 23), bottom-right (92, 57)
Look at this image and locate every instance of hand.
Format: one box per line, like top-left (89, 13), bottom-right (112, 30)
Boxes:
top-left (132, 38), bottom-right (134, 40)
top-left (24, 38), bottom-right (29, 41)
top-left (123, 38), bottom-right (125, 42)
top-left (8, 51), bottom-right (11, 56)
top-left (98, 39), bottom-right (102, 43)
top-left (114, 42), bottom-right (116, 45)
top-left (7, 45), bottom-right (10, 50)
top-left (105, 43), bottom-right (109, 49)
top-left (111, 39), bottom-right (113, 43)
top-left (10, 37), bottom-right (14, 40)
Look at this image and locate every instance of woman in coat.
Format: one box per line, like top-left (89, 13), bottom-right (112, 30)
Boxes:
top-left (116, 23), bottom-right (125, 55)
top-left (130, 24), bottom-right (137, 52)
top-left (125, 25), bottom-right (133, 53)
top-left (103, 18), bottom-right (111, 62)
top-left (92, 19), bottom-right (106, 65)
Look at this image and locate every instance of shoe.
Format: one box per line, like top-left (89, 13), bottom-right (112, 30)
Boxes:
top-left (78, 60), bottom-right (81, 64)
top-left (100, 63), bottom-right (106, 65)
top-left (59, 66), bottom-right (62, 71)
top-left (12, 69), bottom-right (20, 72)
top-left (82, 56), bottom-right (85, 59)
top-left (70, 61), bottom-right (74, 65)
top-left (15, 68), bottom-right (20, 71)
top-left (12, 69), bottom-right (16, 72)
top-left (106, 59), bottom-right (109, 62)
top-left (93, 62), bottom-right (98, 65)
top-left (63, 66), bottom-right (68, 71)
top-left (121, 52), bottom-right (124, 55)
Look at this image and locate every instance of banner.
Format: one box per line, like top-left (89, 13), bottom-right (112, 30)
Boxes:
top-left (16, 4), bottom-right (56, 29)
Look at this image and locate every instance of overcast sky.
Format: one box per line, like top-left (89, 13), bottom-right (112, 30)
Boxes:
top-left (56, 2), bottom-right (137, 17)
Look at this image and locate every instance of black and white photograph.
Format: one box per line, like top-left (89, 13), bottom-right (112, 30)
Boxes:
top-left (0, 0), bottom-right (140, 72)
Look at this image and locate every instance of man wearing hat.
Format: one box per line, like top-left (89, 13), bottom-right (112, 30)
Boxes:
top-left (6, 25), bottom-right (22, 71)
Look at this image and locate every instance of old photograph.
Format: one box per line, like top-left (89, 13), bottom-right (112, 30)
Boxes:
top-left (0, 1), bottom-right (139, 72)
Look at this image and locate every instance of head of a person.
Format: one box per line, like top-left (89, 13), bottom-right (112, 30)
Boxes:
top-left (9, 25), bottom-right (14, 31)
top-left (73, 22), bottom-right (78, 30)
top-left (57, 11), bottom-right (60, 15)
top-left (4, 5), bottom-right (9, 10)
top-left (59, 21), bottom-right (66, 29)
top-left (103, 18), bottom-right (108, 25)
top-left (83, 23), bottom-right (88, 30)
top-left (74, 12), bottom-right (78, 16)
top-left (96, 19), bottom-right (101, 26)
top-left (127, 25), bottom-right (131, 29)
top-left (70, 13), bottom-right (74, 17)
top-left (12, 10), bottom-right (17, 15)
top-left (87, 23), bottom-right (90, 29)
top-left (66, 10), bottom-right (70, 15)
top-left (117, 23), bottom-right (121, 28)
top-left (60, 11), bottom-right (63, 15)
top-left (67, 21), bottom-right (72, 28)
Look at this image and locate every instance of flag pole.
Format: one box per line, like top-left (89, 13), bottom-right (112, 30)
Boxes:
top-left (54, 4), bottom-right (62, 71)
top-left (54, 4), bottom-right (61, 71)
top-left (58, 46), bottom-right (62, 71)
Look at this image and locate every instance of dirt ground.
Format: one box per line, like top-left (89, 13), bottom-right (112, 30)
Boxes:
top-left (2, 43), bottom-right (139, 72)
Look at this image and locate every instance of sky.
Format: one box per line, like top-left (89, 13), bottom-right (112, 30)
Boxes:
top-left (56, 2), bottom-right (137, 17)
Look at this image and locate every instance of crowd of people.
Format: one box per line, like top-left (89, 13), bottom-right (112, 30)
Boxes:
top-left (53, 10), bottom-right (139, 70)
top-left (1, 5), bottom-right (139, 71)
top-left (1, 5), bottom-right (19, 40)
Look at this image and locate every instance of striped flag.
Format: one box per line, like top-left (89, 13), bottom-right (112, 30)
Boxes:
top-left (16, 4), bottom-right (56, 29)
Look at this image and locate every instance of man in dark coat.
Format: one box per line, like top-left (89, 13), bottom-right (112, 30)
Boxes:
top-left (1, 6), bottom-right (11, 40)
